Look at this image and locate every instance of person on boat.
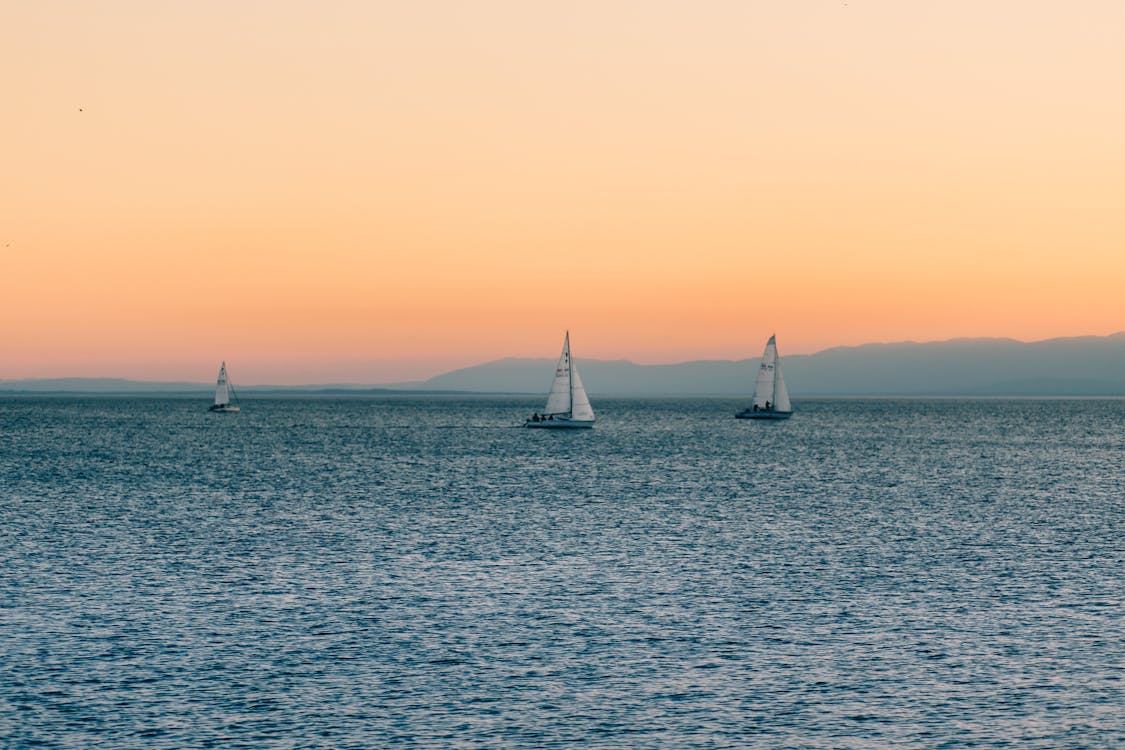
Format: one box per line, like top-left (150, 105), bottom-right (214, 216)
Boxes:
top-left (531, 413), bottom-right (539, 422)
top-left (752, 404), bottom-right (758, 412)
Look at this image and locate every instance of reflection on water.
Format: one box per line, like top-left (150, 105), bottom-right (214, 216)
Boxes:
top-left (1, 397), bottom-right (1122, 747)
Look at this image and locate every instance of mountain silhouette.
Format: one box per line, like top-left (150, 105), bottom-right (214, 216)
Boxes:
top-left (3, 334), bottom-right (1122, 396)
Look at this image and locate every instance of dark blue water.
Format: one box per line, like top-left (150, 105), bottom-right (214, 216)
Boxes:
top-left (1, 397), bottom-right (1122, 748)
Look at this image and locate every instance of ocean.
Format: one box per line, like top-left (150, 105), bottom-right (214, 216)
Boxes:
top-left (1, 396), bottom-right (1122, 748)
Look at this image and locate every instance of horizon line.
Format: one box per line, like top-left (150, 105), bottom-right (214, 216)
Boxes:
top-left (2, 330), bottom-right (1122, 388)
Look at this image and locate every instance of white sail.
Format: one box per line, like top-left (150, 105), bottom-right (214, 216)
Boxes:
top-left (773, 357), bottom-right (791, 412)
top-left (569, 360), bottom-right (595, 421)
top-left (527, 331), bottom-right (595, 427)
top-left (214, 362), bottom-right (230, 406)
top-left (543, 333), bottom-right (572, 415)
top-left (752, 335), bottom-right (778, 409)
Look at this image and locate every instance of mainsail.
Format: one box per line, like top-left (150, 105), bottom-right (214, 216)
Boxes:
top-left (752, 336), bottom-right (779, 409)
top-left (214, 362), bottom-right (231, 407)
top-left (543, 333), bottom-right (573, 415)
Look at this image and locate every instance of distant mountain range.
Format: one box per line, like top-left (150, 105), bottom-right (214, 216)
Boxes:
top-left (0, 378), bottom-right (420, 395)
top-left (406, 333), bottom-right (1125, 396)
top-left (3, 333), bottom-right (1123, 396)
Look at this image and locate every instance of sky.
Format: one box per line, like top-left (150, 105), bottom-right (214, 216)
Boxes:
top-left (2, 1), bottom-right (1123, 384)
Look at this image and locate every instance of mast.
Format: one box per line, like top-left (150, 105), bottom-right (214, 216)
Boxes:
top-left (772, 356), bottom-right (779, 403)
top-left (566, 330), bottom-right (573, 416)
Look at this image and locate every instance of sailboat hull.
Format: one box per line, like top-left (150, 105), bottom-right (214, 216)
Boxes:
top-left (735, 409), bottom-right (791, 420)
top-left (524, 418), bottom-right (594, 429)
top-left (209, 405), bottom-right (241, 413)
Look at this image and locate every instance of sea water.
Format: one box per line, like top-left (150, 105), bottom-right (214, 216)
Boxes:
top-left (1, 397), bottom-right (1122, 748)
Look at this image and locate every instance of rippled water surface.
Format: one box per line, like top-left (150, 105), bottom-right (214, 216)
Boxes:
top-left (2, 397), bottom-right (1123, 748)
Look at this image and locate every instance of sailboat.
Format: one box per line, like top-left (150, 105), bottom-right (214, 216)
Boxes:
top-left (208, 361), bottom-right (241, 413)
top-left (524, 331), bottom-right (595, 429)
top-left (736, 334), bottom-right (792, 420)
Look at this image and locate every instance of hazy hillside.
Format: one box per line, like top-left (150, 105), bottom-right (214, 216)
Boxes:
top-left (414, 333), bottom-right (1125, 396)
top-left (0, 379), bottom-right (410, 395)
top-left (4, 334), bottom-right (1122, 396)
top-left (0, 378), bottom-right (211, 393)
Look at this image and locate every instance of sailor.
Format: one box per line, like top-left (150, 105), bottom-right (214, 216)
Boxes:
top-left (765, 400), bottom-right (771, 411)
top-left (753, 404), bottom-right (758, 412)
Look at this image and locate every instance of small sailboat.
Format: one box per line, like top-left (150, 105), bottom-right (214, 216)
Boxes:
top-left (736, 334), bottom-right (792, 420)
top-left (208, 361), bottom-right (241, 413)
top-left (525, 331), bottom-right (595, 429)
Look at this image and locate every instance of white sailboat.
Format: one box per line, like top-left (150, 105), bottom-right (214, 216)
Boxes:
top-left (208, 361), bottom-right (241, 413)
top-left (736, 334), bottom-right (792, 420)
top-left (525, 331), bottom-right (595, 429)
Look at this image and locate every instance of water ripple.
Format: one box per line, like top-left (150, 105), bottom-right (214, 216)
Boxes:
top-left (1, 397), bottom-right (1122, 748)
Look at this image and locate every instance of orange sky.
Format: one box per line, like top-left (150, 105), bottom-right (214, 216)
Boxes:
top-left (2, 1), bottom-right (1123, 383)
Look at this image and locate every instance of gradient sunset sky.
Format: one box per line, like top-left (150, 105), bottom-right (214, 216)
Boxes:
top-left (3, 1), bottom-right (1123, 383)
